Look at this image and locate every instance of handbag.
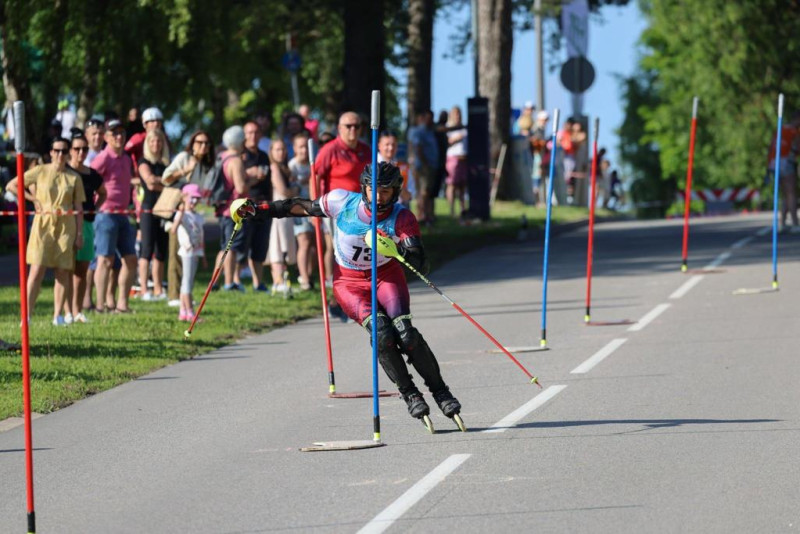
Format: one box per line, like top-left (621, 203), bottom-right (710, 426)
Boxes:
top-left (152, 186), bottom-right (183, 219)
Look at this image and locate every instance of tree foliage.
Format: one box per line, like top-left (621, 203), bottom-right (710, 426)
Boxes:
top-left (625, 0), bottom-right (800, 196)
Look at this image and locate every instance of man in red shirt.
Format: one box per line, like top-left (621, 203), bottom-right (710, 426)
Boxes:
top-left (313, 112), bottom-right (372, 319)
top-left (124, 107), bottom-right (164, 170)
top-left (314, 111), bottom-right (371, 195)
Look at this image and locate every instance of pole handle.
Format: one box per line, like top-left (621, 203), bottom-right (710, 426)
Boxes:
top-left (778, 93), bottom-right (784, 118)
top-left (551, 108), bottom-right (560, 135)
top-left (692, 96), bottom-right (699, 119)
top-left (13, 101), bottom-right (25, 154)
top-left (593, 117), bottom-right (599, 140)
top-left (307, 138), bottom-right (316, 165)
top-left (371, 90), bottom-right (380, 130)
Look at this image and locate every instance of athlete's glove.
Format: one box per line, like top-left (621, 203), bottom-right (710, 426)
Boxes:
top-left (231, 198), bottom-right (257, 226)
top-left (364, 229), bottom-right (399, 259)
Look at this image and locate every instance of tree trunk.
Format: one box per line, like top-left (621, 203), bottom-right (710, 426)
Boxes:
top-left (40, 0), bottom-right (69, 141)
top-left (477, 0), bottom-right (513, 200)
top-left (77, 0), bottom-right (107, 128)
top-left (406, 0), bottom-right (435, 129)
top-left (343, 0), bottom-right (385, 125)
top-left (0, 0), bottom-right (37, 150)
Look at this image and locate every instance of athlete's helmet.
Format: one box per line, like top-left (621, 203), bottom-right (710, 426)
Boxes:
top-left (360, 162), bottom-right (404, 212)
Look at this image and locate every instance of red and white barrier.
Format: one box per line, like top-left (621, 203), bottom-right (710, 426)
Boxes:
top-left (676, 187), bottom-right (760, 203)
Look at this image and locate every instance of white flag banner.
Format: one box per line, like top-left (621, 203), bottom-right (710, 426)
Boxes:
top-left (562, 0), bottom-right (589, 58)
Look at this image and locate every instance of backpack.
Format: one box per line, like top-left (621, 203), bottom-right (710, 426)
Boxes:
top-left (202, 154), bottom-right (236, 206)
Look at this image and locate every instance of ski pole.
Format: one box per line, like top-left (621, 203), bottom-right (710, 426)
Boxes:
top-left (680, 97), bottom-right (699, 272)
top-left (184, 221), bottom-right (243, 338)
top-left (308, 139), bottom-right (337, 394)
top-left (395, 254), bottom-right (541, 387)
top-left (370, 90), bottom-right (382, 442)
top-left (771, 93), bottom-right (783, 290)
top-left (540, 108), bottom-right (560, 348)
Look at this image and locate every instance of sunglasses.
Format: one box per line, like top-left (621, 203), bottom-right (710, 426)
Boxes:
top-left (341, 123), bottom-right (360, 130)
top-left (51, 148), bottom-right (69, 155)
top-left (72, 146), bottom-right (89, 153)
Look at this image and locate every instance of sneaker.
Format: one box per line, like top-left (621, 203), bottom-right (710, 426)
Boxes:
top-left (152, 292), bottom-right (167, 301)
top-left (270, 283), bottom-right (287, 296)
top-left (64, 313), bottom-right (74, 325)
top-left (325, 278), bottom-right (333, 289)
top-left (141, 291), bottom-right (154, 302)
top-left (179, 309), bottom-right (189, 321)
top-left (297, 277), bottom-right (313, 291)
top-left (74, 312), bottom-right (89, 324)
top-left (223, 283), bottom-right (245, 292)
top-left (167, 299), bottom-right (181, 307)
top-left (254, 283), bottom-right (269, 292)
top-left (52, 315), bottom-right (67, 327)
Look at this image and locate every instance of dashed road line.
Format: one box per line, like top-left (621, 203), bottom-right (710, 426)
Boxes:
top-left (571, 338), bottom-right (628, 374)
top-left (357, 454), bottom-right (471, 534)
top-left (670, 275), bottom-right (704, 300)
top-left (705, 251), bottom-right (731, 269)
top-left (483, 385), bottom-right (567, 434)
top-left (628, 303), bottom-right (671, 332)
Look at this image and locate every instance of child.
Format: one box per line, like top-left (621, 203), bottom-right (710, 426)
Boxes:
top-left (171, 184), bottom-right (206, 321)
top-left (288, 132), bottom-right (315, 290)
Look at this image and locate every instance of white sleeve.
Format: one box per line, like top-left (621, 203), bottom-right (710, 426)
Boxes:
top-left (320, 189), bottom-right (350, 218)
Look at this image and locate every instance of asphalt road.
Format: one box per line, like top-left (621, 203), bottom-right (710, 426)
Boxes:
top-left (1, 213), bottom-right (798, 533)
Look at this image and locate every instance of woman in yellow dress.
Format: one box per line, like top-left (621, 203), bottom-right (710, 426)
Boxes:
top-left (7, 137), bottom-right (86, 325)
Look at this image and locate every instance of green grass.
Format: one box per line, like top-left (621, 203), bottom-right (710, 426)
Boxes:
top-left (0, 199), bottom-right (600, 419)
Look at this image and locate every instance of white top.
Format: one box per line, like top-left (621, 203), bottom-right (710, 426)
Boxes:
top-left (177, 210), bottom-right (205, 258)
top-left (288, 158), bottom-right (311, 197)
top-left (446, 128), bottom-right (468, 158)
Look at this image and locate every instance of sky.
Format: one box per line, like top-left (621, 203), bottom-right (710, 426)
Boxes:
top-left (429, 2), bottom-right (648, 168)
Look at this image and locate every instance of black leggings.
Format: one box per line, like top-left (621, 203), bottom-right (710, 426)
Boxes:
top-left (139, 212), bottom-right (168, 261)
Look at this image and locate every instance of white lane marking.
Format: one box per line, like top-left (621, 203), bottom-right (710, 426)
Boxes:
top-left (731, 236), bottom-right (753, 249)
top-left (357, 454), bottom-right (471, 534)
top-left (757, 227), bottom-right (771, 237)
top-left (669, 275), bottom-right (704, 300)
top-left (483, 385), bottom-right (567, 434)
top-left (705, 251), bottom-right (731, 269)
top-left (627, 303), bottom-right (671, 332)
top-left (570, 338), bottom-right (628, 374)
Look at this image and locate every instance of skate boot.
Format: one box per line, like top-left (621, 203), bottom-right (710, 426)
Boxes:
top-left (403, 391), bottom-right (434, 433)
top-left (433, 388), bottom-right (466, 432)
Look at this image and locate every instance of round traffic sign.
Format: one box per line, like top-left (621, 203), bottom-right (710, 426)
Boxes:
top-left (560, 56), bottom-right (595, 93)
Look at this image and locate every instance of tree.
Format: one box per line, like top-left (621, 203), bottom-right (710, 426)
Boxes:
top-left (634, 0), bottom-right (800, 196)
top-left (477, 0), bottom-right (513, 199)
top-left (406, 0), bottom-right (436, 128)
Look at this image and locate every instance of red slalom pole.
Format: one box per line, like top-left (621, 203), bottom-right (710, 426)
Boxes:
top-left (308, 140), bottom-right (336, 395)
top-left (14, 101), bottom-right (36, 533)
top-left (681, 97), bottom-right (699, 273)
top-left (585, 118), bottom-right (600, 323)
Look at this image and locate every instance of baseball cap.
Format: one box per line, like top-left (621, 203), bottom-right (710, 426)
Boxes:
top-left (105, 118), bottom-right (124, 131)
top-left (142, 107), bottom-right (164, 123)
top-left (181, 183), bottom-right (203, 198)
top-left (536, 111), bottom-right (550, 120)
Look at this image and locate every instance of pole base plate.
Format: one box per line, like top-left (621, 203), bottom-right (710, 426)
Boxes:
top-left (733, 287), bottom-right (778, 295)
top-left (329, 390), bottom-right (399, 399)
top-left (585, 319), bottom-right (635, 326)
top-left (487, 345), bottom-right (550, 353)
top-left (300, 440), bottom-right (385, 452)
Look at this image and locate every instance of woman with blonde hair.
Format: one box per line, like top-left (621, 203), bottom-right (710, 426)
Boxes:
top-left (6, 137), bottom-right (86, 325)
top-left (266, 139), bottom-right (298, 295)
top-left (137, 129), bottom-right (171, 301)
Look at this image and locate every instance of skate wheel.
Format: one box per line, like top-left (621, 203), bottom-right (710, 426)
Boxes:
top-left (422, 415), bottom-right (434, 434)
top-left (453, 413), bottom-right (467, 432)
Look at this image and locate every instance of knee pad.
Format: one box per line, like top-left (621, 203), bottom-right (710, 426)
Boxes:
top-left (393, 316), bottom-right (446, 393)
top-left (363, 313), bottom-right (413, 391)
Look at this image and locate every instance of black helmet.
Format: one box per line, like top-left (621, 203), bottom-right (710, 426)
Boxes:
top-left (360, 162), bottom-right (403, 212)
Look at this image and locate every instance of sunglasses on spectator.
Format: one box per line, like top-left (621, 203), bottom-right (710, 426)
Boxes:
top-left (51, 148), bottom-right (69, 155)
top-left (72, 146), bottom-right (89, 153)
top-left (341, 123), bottom-right (360, 130)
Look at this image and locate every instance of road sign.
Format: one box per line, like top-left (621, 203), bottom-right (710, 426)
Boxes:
top-left (281, 50), bottom-right (301, 72)
top-left (560, 56), bottom-right (595, 93)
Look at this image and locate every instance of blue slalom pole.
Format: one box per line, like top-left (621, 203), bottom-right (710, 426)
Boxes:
top-left (370, 90), bottom-right (381, 442)
top-left (540, 109), bottom-right (560, 348)
top-left (771, 93), bottom-right (783, 290)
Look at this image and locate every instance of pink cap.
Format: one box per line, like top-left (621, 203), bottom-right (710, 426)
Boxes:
top-left (182, 183), bottom-right (202, 198)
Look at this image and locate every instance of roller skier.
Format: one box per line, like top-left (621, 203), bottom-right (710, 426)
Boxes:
top-left (232, 162), bottom-right (465, 432)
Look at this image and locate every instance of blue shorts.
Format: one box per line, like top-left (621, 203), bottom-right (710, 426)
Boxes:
top-left (93, 213), bottom-right (137, 258)
top-left (219, 218), bottom-right (250, 263)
